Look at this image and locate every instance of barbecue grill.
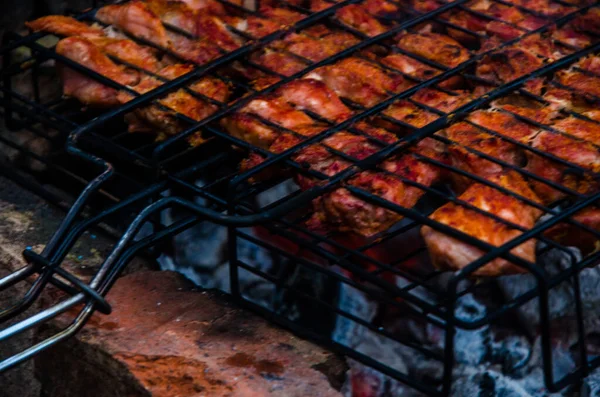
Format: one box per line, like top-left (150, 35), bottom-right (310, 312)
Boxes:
top-left (1, 0), bottom-right (600, 394)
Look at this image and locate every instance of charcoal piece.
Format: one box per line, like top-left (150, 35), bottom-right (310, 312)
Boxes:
top-left (454, 294), bottom-right (491, 366)
top-left (490, 335), bottom-right (531, 375)
top-left (497, 245), bottom-right (587, 335)
top-left (583, 368), bottom-right (600, 397)
top-left (452, 367), bottom-right (565, 397)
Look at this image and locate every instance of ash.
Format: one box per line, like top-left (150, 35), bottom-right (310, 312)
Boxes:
top-left (157, 182), bottom-right (600, 397)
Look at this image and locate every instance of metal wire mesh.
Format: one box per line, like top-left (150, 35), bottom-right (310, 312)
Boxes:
top-left (1, 0), bottom-right (600, 395)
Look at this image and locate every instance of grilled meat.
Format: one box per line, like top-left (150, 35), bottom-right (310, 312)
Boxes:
top-left (273, 29), bottom-right (360, 62)
top-left (26, 15), bottom-right (105, 38)
top-left (56, 37), bottom-right (139, 107)
top-left (526, 129), bottom-right (600, 203)
top-left (222, 96), bottom-right (320, 149)
top-left (307, 136), bottom-right (444, 237)
top-left (275, 79), bottom-right (353, 122)
top-left (117, 64), bottom-right (229, 136)
top-left (476, 47), bottom-right (544, 86)
top-left (305, 57), bottom-right (408, 107)
top-left (544, 206), bottom-right (600, 255)
top-left (421, 171), bottom-right (542, 276)
top-left (25, 16), bottom-right (163, 72)
top-left (335, 4), bottom-right (387, 36)
top-left (86, 37), bottom-right (163, 72)
top-left (396, 32), bottom-right (470, 68)
top-left (96, 1), bottom-right (170, 48)
top-left (444, 110), bottom-right (538, 191)
top-left (556, 69), bottom-right (600, 99)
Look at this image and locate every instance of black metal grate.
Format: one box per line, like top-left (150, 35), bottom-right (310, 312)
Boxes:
top-left (1, 0), bottom-right (600, 395)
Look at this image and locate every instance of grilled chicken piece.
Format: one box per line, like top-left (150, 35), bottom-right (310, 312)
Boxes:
top-left (305, 57), bottom-right (408, 107)
top-left (526, 129), bottom-right (600, 203)
top-left (86, 37), bottom-right (162, 72)
top-left (396, 32), bottom-right (470, 68)
top-left (444, 110), bottom-right (538, 191)
top-left (248, 50), bottom-right (309, 78)
top-left (544, 206), bottom-right (600, 255)
top-left (166, 31), bottom-right (222, 64)
top-left (556, 69), bottom-right (600, 99)
top-left (177, 0), bottom-right (227, 14)
top-left (260, 5), bottom-right (305, 25)
top-left (378, 89), bottom-right (470, 136)
top-left (96, 1), bottom-right (170, 48)
top-left (26, 15), bottom-right (105, 38)
top-left (335, 4), bottom-right (387, 36)
top-left (381, 53), bottom-right (440, 80)
top-left (274, 30), bottom-right (359, 62)
top-left (381, 54), bottom-right (464, 88)
top-left (56, 37), bottom-right (139, 107)
top-left (225, 15), bottom-right (282, 38)
top-left (361, 0), bottom-right (401, 18)
top-left (275, 79), bottom-right (353, 122)
top-left (195, 13), bottom-right (243, 51)
top-left (306, 134), bottom-right (444, 237)
top-left (222, 97), bottom-right (319, 149)
top-left (502, 0), bottom-right (571, 17)
top-left (422, 172), bottom-right (542, 276)
top-left (476, 47), bottom-right (543, 86)
top-left (118, 64), bottom-right (229, 136)
top-left (499, 103), bottom-right (558, 124)
top-left (552, 23), bottom-right (593, 48)
top-left (144, 0), bottom-right (197, 34)
top-left (571, 7), bottom-right (600, 36)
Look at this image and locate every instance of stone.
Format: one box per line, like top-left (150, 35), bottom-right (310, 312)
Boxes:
top-left (35, 270), bottom-right (346, 397)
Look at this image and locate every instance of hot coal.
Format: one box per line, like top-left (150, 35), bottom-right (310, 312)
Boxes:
top-left (157, 180), bottom-right (600, 397)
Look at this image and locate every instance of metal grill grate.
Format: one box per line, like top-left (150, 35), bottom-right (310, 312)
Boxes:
top-left (1, 0), bottom-right (600, 395)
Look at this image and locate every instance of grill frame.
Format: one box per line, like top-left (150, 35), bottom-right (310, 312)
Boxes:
top-left (1, 0), bottom-right (600, 395)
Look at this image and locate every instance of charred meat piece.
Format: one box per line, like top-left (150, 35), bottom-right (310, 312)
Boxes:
top-left (396, 32), bottom-right (470, 68)
top-left (26, 15), bottom-right (105, 38)
top-left (421, 172), bottom-right (542, 277)
top-left (305, 57), bottom-right (408, 107)
top-left (56, 37), bottom-right (139, 107)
